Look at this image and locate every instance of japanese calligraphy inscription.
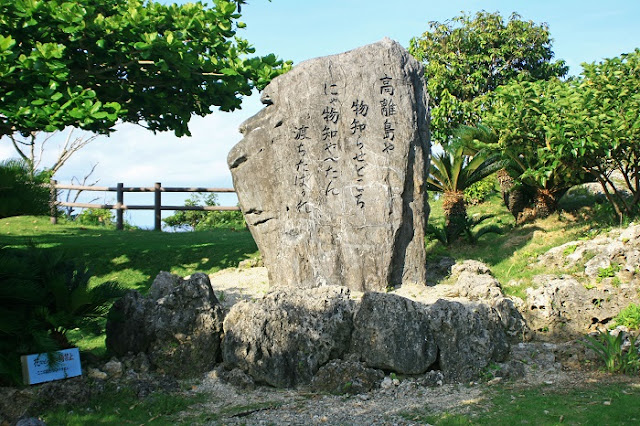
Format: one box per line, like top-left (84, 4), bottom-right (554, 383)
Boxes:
top-left (228, 38), bottom-right (430, 292)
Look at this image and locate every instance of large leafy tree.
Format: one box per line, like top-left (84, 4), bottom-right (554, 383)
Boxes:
top-left (408, 11), bottom-right (568, 145)
top-left (475, 78), bottom-right (591, 219)
top-left (539, 50), bottom-right (640, 220)
top-left (0, 0), bottom-right (290, 138)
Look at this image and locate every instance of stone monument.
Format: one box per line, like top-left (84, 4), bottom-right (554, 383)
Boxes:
top-left (228, 38), bottom-right (430, 292)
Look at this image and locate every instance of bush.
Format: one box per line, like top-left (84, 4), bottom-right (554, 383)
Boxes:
top-left (74, 208), bottom-right (115, 226)
top-left (0, 159), bottom-right (50, 219)
top-left (194, 210), bottom-right (246, 230)
top-left (163, 193), bottom-right (245, 230)
top-left (0, 245), bottom-right (125, 385)
top-left (613, 304), bottom-right (640, 330)
top-left (464, 176), bottom-right (497, 205)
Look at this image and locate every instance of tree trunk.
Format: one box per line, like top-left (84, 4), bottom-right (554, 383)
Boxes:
top-left (443, 191), bottom-right (467, 243)
top-left (533, 188), bottom-right (559, 218)
top-left (496, 169), bottom-right (526, 220)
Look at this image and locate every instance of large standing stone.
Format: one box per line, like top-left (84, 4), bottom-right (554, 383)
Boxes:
top-left (228, 38), bottom-right (430, 292)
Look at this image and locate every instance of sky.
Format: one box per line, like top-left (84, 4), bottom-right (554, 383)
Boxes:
top-left (1, 0), bottom-right (639, 228)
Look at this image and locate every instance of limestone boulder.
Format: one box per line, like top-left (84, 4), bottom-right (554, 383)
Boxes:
top-left (311, 359), bottom-right (384, 395)
top-left (350, 292), bottom-right (437, 375)
top-left (228, 38), bottom-right (430, 292)
top-left (106, 272), bottom-right (225, 378)
top-left (427, 299), bottom-right (510, 382)
top-left (222, 287), bottom-right (354, 387)
top-left (524, 275), bottom-right (640, 340)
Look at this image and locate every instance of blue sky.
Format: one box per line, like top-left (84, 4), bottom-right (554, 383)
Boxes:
top-left (1, 0), bottom-right (638, 228)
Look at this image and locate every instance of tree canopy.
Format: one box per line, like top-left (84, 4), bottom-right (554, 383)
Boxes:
top-left (408, 11), bottom-right (568, 145)
top-left (0, 0), bottom-right (290, 138)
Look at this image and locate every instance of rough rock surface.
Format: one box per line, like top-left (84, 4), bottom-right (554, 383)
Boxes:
top-left (222, 287), bottom-right (354, 387)
top-left (523, 274), bottom-right (639, 340)
top-left (350, 292), bottom-right (437, 374)
top-left (310, 359), bottom-right (384, 394)
top-left (106, 272), bottom-right (225, 377)
top-left (350, 292), bottom-right (510, 381)
top-left (536, 223), bottom-right (640, 284)
top-left (228, 38), bottom-right (430, 292)
top-left (428, 299), bottom-right (510, 382)
top-left (450, 259), bottom-right (504, 301)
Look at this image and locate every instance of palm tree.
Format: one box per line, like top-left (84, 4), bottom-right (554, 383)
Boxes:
top-left (454, 125), bottom-right (530, 221)
top-left (427, 144), bottom-right (503, 242)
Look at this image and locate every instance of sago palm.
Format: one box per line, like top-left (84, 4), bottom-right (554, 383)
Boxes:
top-left (427, 144), bottom-right (503, 242)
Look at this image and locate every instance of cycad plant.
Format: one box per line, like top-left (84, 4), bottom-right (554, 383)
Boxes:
top-left (427, 143), bottom-right (503, 242)
top-left (0, 245), bottom-right (125, 385)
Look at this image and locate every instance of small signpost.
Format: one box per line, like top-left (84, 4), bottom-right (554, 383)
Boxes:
top-left (21, 348), bottom-right (82, 385)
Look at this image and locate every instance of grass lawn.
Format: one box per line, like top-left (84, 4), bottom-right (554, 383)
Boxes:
top-left (0, 215), bottom-right (259, 293)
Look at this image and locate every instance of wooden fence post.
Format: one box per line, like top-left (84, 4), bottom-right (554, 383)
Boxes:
top-left (154, 182), bottom-right (162, 231)
top-left (116, 183), bottom-right (124, 231)
top-left (49, 179), bottom-right (58, 225)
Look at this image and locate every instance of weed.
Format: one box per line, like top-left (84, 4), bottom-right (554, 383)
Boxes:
top-left (563, 244), bottom-right (578, 256)
top-left (479, 362), bottom-right (502, 381)
top-left (612, 304), bottom-right (640, 330)
top-left (582, 330), bottom-right (640, 374)
top-left (597, 264), bottom-right (621, 282)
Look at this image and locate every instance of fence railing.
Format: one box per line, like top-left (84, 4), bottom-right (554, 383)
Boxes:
top-left (49, 180), bottom-right (239, 231)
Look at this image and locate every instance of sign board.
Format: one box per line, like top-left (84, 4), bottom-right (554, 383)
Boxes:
top-left (21, 348), bottom-right (82, 385)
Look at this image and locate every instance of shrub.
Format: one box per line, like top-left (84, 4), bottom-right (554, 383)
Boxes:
top-left (0, 245), bottom-right (125, 385)
top-left (164, 193), bottom-right (246, 231)
top-left (74, 208), bottom-right (115, 226)
top-left (0, 159), bottom-right (50, 219)
top-left (464, 176), bottom-right (497, 205)
top-left (195, 210), bottom-right (246, 230)
top-left (613, 304), bottom-right (640, 330)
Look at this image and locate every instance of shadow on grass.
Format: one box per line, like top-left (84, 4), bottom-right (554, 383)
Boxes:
top-left (0, 217), bottom-right (258, 293)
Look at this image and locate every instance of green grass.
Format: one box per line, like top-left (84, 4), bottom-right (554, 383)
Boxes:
top-left (0, 215), bottom-right (258, 355)
top-left (42, 384), bottom-right (208, 425)
top-left (0, 215), bottom-right (258, 293)
top-left (401, 380), bottom-right (640, 425)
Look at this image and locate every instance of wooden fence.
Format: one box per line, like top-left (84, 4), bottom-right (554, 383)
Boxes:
top-left (49, 180), bottom-right (239, 231)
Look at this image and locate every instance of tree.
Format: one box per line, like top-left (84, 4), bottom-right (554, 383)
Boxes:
top-left (570, 50), bottom-right (640, 220)
top-left (427, 144), bottom-right (502, 241)
top-left (0, 0), bottom-right (290, 139)
top-left (475, 78), bottom-right (592, 219)
top-left (408, 11), bottom-right (568, 145)
top-left (7, 129), bottom-right (98, 178)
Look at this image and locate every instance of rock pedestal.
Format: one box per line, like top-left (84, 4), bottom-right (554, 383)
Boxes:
top-left (228, 38), bottom-right (430, 292)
